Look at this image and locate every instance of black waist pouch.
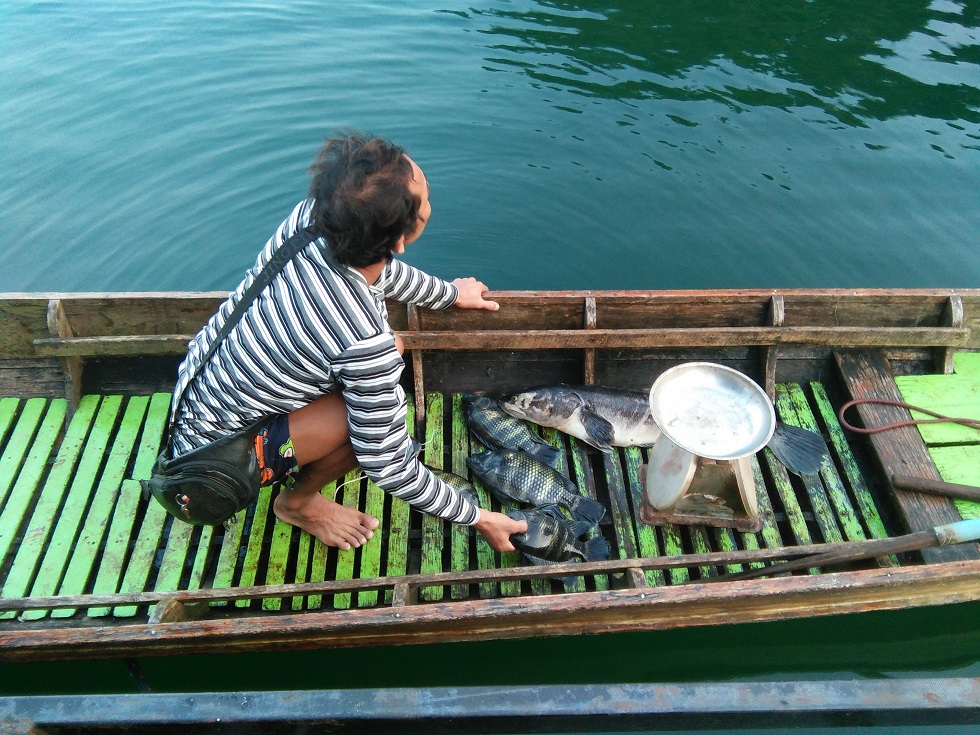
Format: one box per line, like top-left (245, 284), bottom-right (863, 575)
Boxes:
top-left (141, 425), bottom-right (263, 526)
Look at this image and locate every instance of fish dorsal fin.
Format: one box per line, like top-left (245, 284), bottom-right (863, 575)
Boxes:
top-left (568, 519), bottom-right (593, 538)
top-left (579, 408), bottom-right (614, 452)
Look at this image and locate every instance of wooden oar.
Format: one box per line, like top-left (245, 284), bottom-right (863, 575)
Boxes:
top-left (891, 474), bottom-right (980, 503)
top-left (705, 519), bottom-right (980, 583)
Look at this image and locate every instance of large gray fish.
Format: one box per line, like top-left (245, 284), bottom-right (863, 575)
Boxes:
top-left (466, 449), bottom-right (605, 525)
top-left (507, 505), bottom-right (610, 565)
top-left (500, 385), bottom-right (661, 453)
top-left (463, 394), bottom-right (561, 469)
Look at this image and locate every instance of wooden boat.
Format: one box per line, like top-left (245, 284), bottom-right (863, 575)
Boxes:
top-left (0, 288), bottom-right (978, 664)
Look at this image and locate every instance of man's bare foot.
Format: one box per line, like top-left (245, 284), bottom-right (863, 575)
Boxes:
top-left (274, 489), bottom-right (379, 550)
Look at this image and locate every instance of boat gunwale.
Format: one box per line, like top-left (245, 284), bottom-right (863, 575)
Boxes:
top-left (2, 559), bottom-right (979, 663)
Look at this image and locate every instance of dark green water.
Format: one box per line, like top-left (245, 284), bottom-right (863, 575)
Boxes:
top-left (2, 1), bottom-right (980, 728)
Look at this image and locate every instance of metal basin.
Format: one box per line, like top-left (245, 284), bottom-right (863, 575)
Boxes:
top-left (648, 362), bottom-right (775, 461)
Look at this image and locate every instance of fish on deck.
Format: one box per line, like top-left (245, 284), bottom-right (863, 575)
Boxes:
top-left (462, 394), bottom-right (561, 469)
top-left (507, 504), bottom-right (610, 565)
top-left (500, 385), bottom-right (661, 453)
top-left (466, 449), bottom-right (606, 525)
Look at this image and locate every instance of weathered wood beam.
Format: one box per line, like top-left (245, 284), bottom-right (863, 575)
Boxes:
top-left (400, 326), bottom-right (970, 351)
top-left (583, 296), bottom-right (597, 384)
top-left (936, 295), bottom-right (964, 375)
top-left (761, 294), bottom-right (784, 400)
top-left (33, 334), bottom-right (194, 357)
top-left (31, 325), bottom-right (970, 360)
top-left (45, 299), bottom-right (82, 413)
top-left (407, 304), bottom-right (425, 436)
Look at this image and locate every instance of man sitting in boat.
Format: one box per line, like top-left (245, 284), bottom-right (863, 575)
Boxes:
top-left (169, 132), bottom-right (526, 552)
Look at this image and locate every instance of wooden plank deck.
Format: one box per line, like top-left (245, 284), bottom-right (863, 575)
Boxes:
top-left (0, 378), bottom-right (969, 623)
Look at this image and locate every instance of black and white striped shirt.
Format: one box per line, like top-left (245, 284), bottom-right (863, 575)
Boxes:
top-left (170, 200), bottom-right (480, 525)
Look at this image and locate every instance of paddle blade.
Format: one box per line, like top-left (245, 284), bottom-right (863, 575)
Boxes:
top-left (767, 423), bottom-right (828, 476)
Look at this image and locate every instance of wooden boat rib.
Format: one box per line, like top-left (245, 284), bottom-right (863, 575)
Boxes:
top-left (0, 288), bottom-right (978, 663)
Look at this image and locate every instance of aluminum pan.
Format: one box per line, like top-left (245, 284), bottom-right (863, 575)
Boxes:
top-left (649, 362), bottom-right (775, 460)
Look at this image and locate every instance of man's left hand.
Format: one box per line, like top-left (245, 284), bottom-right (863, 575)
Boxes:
top-left (452, 277), bottom-right (499, 311)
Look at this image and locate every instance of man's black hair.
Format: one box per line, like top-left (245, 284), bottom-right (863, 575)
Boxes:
top-left (308, 132), bottom-right (420, 268)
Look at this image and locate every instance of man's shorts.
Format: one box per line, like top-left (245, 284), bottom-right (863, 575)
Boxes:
top-left (254, 414), bottom-right (300, 486)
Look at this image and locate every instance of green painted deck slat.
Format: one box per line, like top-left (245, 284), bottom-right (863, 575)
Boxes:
top-left (235, 487), bottom-right (274, 608)
top-left (187, 526), bottom-right (214, 591)
top-left (420, 392), bottom-right (446, 602)
top-left (0, 397), bottom-right (20, 447)
top-left (0, 399), bottom-right (66, 568)
top-left (333, 470), bottom-right (362, 610)
top-left (689, 527), bottom-right (714, 579)
top-left (208, 509), bottom-right (247, 608)
top-left (773, 385), bottom-right (844, 545)
top-left (153, 518), bottom-right (194, 588)
top-left (357, 478), bottom-right (385, 607)
top-left (111, 500), bottom-right (168, 619)
top-left (468, 443), bottom-right (500, 599)
top-left (449, 394), bottom-right (471, 600)
top-left (44, 396), bottom-right (149, 619)
top-left (1, 395), bottom-right (104, 616)
top-left (91, 393), bottom-right (169, 617)
top-left (622, 447), bottom-right (666, 586)
top-left (293, 529), bottom-right (312, 611)
top-left (748, 454), bottom-right (784, 565)
top-left (262, 515), bottom-right (294, 611)
top-left (568, 436), bottom-right (609, 591)
top-left (809, 382), bottom-right (894, 556)
top-left (660, 522), bottom-right (689, 584)
top-left (540, 428), bottom-right (583, 593)
top-left (762, 445), bottom-right (813, 545)
top-left (602, 449), bottom-right (639, 563)
top-left (714, 527), bottom-right (744, 574)
top-left (0, 398), bottom-right (49, 516)
top-left (784, 383), bottom-right (867, 543)
top-left (383, 400), bottom-right (413, 605)
top-left (306, 483), bottom-right (334, 610)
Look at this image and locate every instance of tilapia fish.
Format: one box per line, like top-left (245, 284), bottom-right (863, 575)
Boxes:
top-left (508, 505), bottom-right (610, 564)
top-left (500, 385), bottom-right (661, 453)
top-left (463, 394), bottom-right (561, 469)
top-left (466, 449), bottom-right (605, 524)
top-left (427, 467), bottom-right (481, 507)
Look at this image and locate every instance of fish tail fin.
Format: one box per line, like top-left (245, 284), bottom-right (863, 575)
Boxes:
top-left (584, 535), bottom-right (611, 562)
top-left (529, 442), bottom-right (562, 470)
top-left (571, 496), bottom-right (606, 525)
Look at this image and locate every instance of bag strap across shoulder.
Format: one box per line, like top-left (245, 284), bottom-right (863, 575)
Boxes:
top-left (196, 226), bottom-right (322, 371)
top-left (169, 226), bottom-right (324, 437)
